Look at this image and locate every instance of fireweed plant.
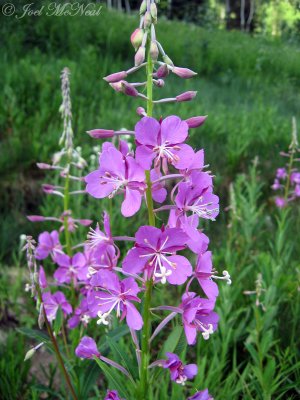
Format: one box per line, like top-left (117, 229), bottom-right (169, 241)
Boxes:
top-left (271, 117), bottom-right (300, 208)
top-left (23, 2), bottom-right (232, 399)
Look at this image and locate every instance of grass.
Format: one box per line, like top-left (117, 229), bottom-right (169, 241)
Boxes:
top-left (0, 4), bottom-right (300, 400)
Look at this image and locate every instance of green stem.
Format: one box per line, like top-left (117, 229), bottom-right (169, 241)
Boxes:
top-left (37, 287), bottom-right (78, 400)
top-left (284, 149), bottom-right (295, 201)
top-left (139, 41), bottom-right (155, 399)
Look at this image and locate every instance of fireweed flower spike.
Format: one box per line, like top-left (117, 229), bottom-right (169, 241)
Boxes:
top-left (26, 1), bottom-right (227, 398)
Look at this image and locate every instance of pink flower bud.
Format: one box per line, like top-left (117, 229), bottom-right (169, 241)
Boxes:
top-left (110, 82), bottom-right (123, 92)
top-left (135, 46), bottom-right (146, 66)
top-left (163, 54), bottom-right (174, 67)
top-left (176, 91), bottom-right (198, 102)
top-left (27, 215), bottom-right (46, 222)
top-left (150, 3), bottom-right (157, 22)
top-left (104, 71), bottom-right (127, 83)
top-left (42, 184), bottom-right (55, 194)
top-left (150, 41), bottom-right (159, 61)
top-left (137, 106), bottom-right (146, 116)
top-left (121, 81), bottom-right (139, 97)
top-left (156, 64), bottom-right (169, 78)
top-left (78, 219), bottom-right (93, 226)
top-left (36, 163), bottom-right (52, 170)
top-left (130, 28), bottom-right (144, 50)
top-left (144, 11), bottom-right (152, 29)
top-left (87, 129), bottom-right (115, 139)
top-left (172, 67), bottom-right (197, 79)
top-left (154, 79), bottom-right (165, 88)
top-left (185, 116), bottom-right (207, 128)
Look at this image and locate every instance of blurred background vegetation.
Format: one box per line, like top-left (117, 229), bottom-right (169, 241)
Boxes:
top-left (0, 1), bottom-right (300, 399)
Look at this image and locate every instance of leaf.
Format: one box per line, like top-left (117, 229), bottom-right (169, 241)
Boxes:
top-left (16, 327), bottom-right (50, 345)
top-left (93, 357), bottom-right (131, 399)
top-left (107, 337), bottom-right (138, 379)
top-left (159, 325), bottom-right (183, 358)
top-left (77, 361), bottom-right (100, 398)
top-left (53, 307), bottom-right (63, 336)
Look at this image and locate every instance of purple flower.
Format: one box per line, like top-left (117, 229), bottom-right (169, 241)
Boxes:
top-left (180, 293), bottom-right (219, 345)
top-left (151, 169), bottom-right (167, 203)
top-left (175, 172), bottom-right (219, 221)
top-left (87, 211), bottom-right (113, 250)
top-left (35, 230), bottom-right (61, 260)
top-left (162, 352), bottom-right (197, 385)
top-left (54, 252), bottom-right (88, 284)
top-left (39, 266), bottom-right (48, 289)
top-left (168, 210), bottom-right (209, 254)
top-left (291, 171), bottom-right (300, 185)
top-left (42, 291), bottom-right (72, 322)
top-left (85, 144), bottom-right (146, 217)
top-left (180, 149), bottom-right (205, 176)
top-left (195, 251), bottom-right (219, 299)
top-left (294, 184), bottom-right (300, 197)
top-left (135, 116), bottom-right (194, 173)
top-left (188, 389), bottom-right (214, 400)
top-left (271, 178), bottom-right (281, 191)
top-left (75, 336), bottom-right (100, 359)
top-left (87, 271), bottom-right (143, 330)
top-left (275, 196), bottom-right (287, 208)
top-left (122, 226), bottom-right (192, 285)
top-left (105, 390), bottom-right (124, 400)
top-left (68, 298), bottom-right (93, 329)
top-left (276, 168), bottom-right (287, 179)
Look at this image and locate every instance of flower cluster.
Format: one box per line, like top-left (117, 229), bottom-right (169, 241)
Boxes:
top-left (272, 117), bottom-right (300, 208)
top-left (24, 1), bottom-right (230, 399)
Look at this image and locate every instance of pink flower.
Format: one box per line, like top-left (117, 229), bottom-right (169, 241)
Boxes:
top-left (105, 390), bottom-right (124, 400)
top-left (54, 252), bottom-right (88, 284)
top-left (275, 196), bottom-right (287, 208)
top-left (35, 230), bottom-right (61, 260)
top-left (135, 116), bottom-right (194, 173)
top-left (85, 144), bottom-right (146, 217)
top-left (122, 226), bottom-right (192, 285)
top-left (75, 336), bottom-right (100, 359)
top-left (42, 291), bottom-right (72, 322)
top-left (188, 389), bottom-right (214, 400)
top-left (194, 251), bottom-right (219, 299)
top-left (161, 352), bottom-right (197, 385)
top-left (87, 271), bottom-right (143, 330)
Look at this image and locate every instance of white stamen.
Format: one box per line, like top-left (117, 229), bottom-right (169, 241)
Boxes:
top-left (97, 311), bottom-right (110, 325)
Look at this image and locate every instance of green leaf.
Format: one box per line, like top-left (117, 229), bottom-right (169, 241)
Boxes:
top-left (16, 327), bottom-right (50, 345)
top-left (159, 325), bottom-right (183, 358)
top-left (53, 307), bottom-right (63, 336)
top-left (93, 357), bottom-right (131, 399)
top-left (107, 338), bottom-right (138, 379)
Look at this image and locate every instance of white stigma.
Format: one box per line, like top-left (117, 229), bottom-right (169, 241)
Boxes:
top-left (97, 311), bottom-right (110, 326)
top-left (154, 266), bottom-right (172, 284)
top-left (202, 324), bottom-right (214, 340)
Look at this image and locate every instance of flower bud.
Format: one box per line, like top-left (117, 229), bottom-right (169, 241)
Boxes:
top-left (110, 81), bottom-right (123, 92)
top-left (24, 348), bottom-right (36, 361)
top-left (135, 46), bottom-right (146, 66)
top-left (139, 0), bottom-right (147, 15)
top-left (87, 129), bottom-right (115, 139)
top-left (121, 81), bottom-right (139, 97)
top-left (36, 163), bottom-right (52, 169)
top-left (27, 215), bottom-right (46, 222)
top-left (154, 79), bottom-right (165, 88)
top-left (163, 54), bottom-right (174, 67)
top-left (137, 106), bottom-right (146, 116)
top-left (42, 184), bottom-right (55, 194)
top-left (176, 91), bottom-right (198, 102)
top-left (185, 116), bottom-right (207, 128)
top-left (172, 67), bottom-right (197, 79)
top-left (150, 3), bottom-right (157, 22)
top-left (156, 64), bottom-right (169, 78)
top-left (150, 41), bottom-right (159, 61)
top-left (130, 28), bottom-right (144, 51)
top-left (144, 11), bottom-right (152, 29)
top-left (104, 71), bottom-right (128, 83)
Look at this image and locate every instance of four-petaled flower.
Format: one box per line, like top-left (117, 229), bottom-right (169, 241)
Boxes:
top-left (122, 226), bottom-right (192, 285)
top-left (75, 336), bottom-right (100, 359)
top-left (35, 230), bottom-right (61, 260)
top-left (42, 291), bottom-right (72, 322)
top-left (54, 252), bottom-right (88, 284)
top-left (85, 144), bottom-right (146, 217)
top-left (135, 116), bottom-right (194, 173)
top-left (87, 270), bottom-right (143, 330)
top-left (161, 352), bottom-right (198, 385)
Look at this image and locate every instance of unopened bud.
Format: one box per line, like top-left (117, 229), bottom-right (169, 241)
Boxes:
top-left (137, 106), bottom-right (147, 116)
top-left (130, 29), bottom-right (144, 51)
top-left (172, 67), bottom-right (197, 79)
top-left (154, 79), bottom-right (165, 88)
top-left (42, 184), bottom-right (55, 194)
top-left (163, 54), bottom-right (174, 67)
top-left (24, 348), bottom-right (36, 361)
top-left (185, 116), bottom-right (207, 128)
top-left (156, 64), bottom-right (169, 78)
top-left (139, 0), bottom-right (147, 15)
top-left (104, 71), bottom-right (127, 83)
top-left (38, 304), bottom-right (45, 329)
top-left (121, 81), bottom-right (139, 97)
top-left (135, 46), bottom-right (146, 66)
top-left (87, 129), bottom-right (115, 139)
top-left (150, 41), bottom-right (159, 61)
top-left (144, 11), bottom-right (152, 29)
top-left (36, 163), bottom-right (52, 170)
top-left (27, 215), bottom-right (46, 222)
top-left (150, 3), bottom-right (157, 22)
top-left (110, 81), bottom-right (123, 92)
top-left (176, 91), bottom-right (197, 102)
